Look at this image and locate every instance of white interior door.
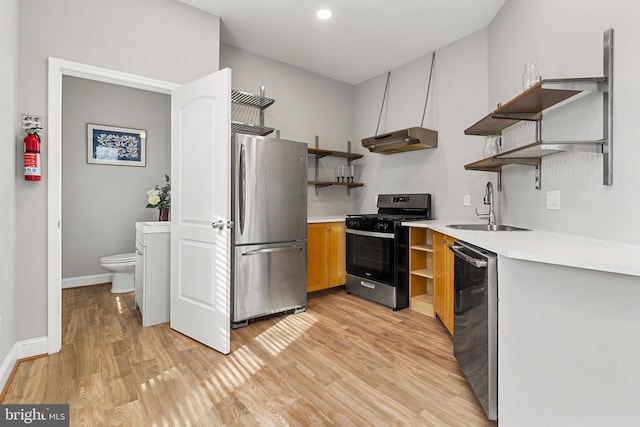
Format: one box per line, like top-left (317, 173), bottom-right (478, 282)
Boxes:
top-left (170, 68), bottom-right (232, 354)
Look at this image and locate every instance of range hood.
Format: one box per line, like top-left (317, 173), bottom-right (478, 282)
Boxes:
top-left (361, 127), bottom-right (438, 154)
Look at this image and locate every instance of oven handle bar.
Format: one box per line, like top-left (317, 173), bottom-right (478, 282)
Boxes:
top-left (448, 245), bottom-right (488, 268)
top-left (346, 229), bottom-right (394, 239)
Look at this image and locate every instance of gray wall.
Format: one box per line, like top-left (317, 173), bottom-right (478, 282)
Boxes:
top-left (16, 0), bottom-right (220, 341)
top-left (62, 76), bottom-right (170, 279)
top-left (0, 0), bottom-right (18, 367)
top-left (352, 0), bottom-right (640, 247)
top-left (489, 0), bottom-right (640, 245)
top-left (352, 30), bottom-right (492, 218)
top-left (13, 0), bottom-right (639, 348)
top-left (220, 44), bottom-right (357, 216)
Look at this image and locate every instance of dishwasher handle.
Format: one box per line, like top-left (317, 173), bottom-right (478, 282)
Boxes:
top-left (448, 245), bottom-right (488, 268)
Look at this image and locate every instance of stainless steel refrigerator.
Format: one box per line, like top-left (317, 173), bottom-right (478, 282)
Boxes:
top-left (231, 133), bottom-right (308, 327)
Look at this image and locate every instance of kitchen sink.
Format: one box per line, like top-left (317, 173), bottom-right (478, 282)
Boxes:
top-left (447, 223), bottom-right (531, 231)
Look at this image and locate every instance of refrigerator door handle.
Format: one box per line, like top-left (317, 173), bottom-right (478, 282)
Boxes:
top-left (239, 143), bottom-right (246, 235)
top-left (242, 246), bottom-right (304, 256)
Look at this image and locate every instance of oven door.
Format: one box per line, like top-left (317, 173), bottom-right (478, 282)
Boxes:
top-left (346, 229), bottom-right (395, 285)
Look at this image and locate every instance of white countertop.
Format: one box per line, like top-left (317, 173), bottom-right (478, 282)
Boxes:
top-left (403, 220), bottom-right (640, 277)
top-left (308, 216), bottom-right (346, 223)
top-left (135, 221), bottom-right (171, 234)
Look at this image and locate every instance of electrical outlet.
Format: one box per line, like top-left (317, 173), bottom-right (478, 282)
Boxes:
top-left (546, 190), bottom-right (560, 210)
top-left (463, 195), bottom-right (471, 206)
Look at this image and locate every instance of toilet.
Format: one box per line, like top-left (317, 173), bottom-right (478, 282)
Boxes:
top-left (99, 253), bottom-right (136, 293)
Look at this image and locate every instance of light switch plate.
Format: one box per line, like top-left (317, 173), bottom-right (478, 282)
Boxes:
top-left (21, 114), bottom-right (45, 134)
top-left (463, 195), bottom-right (471, 206)
top-left (546, 190), bottom-right (560, 210)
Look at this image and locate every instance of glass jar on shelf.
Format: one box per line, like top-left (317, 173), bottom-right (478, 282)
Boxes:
top-left (522, 62), bottom-right (541, 91)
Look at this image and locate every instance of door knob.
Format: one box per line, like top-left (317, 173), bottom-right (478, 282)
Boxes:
top-left (212, 220), bottom-right (234, 230)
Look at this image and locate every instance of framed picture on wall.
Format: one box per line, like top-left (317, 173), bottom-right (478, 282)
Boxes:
top-left (87, 124), bottom-right (146, 166)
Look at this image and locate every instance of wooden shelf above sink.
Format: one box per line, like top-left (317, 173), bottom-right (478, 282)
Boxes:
top-left (464, 81), bottom-right (584, 136)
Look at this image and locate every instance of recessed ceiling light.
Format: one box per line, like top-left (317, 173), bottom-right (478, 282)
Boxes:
top-left (316, 9), bottom-right (333, 20)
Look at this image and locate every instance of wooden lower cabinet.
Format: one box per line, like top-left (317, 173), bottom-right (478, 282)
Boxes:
top-left (433, 231), bottom-right (455, 335)
top-left (306, 222), bottom-right (346, 292)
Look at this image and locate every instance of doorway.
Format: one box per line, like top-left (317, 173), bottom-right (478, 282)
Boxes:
top-left (47, 58), bottom-right (178, 353)
top-left (60, 76), bottom-right (170, 292)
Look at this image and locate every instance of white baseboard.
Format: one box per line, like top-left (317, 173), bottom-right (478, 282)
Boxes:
top-left (0, 336), bottom-right (48, 396)
top-left (62, 273), bottom-right (113, 289)
top-left (16, 336), bottom-right (48, 359)
top-left (0, 345), bottom-right (17, 396)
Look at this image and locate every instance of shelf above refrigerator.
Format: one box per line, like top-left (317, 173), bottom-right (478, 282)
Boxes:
top-left (231, 121), bottom-right (275, 136)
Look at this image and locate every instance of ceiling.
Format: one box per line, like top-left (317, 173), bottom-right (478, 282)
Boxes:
top-left (177, 0), bottom-right (506, 85)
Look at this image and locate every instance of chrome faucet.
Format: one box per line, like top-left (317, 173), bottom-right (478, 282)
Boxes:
top-left (476, 181), bottom-right (496, 225)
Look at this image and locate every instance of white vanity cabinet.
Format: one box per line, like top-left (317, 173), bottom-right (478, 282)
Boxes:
top-left (134, 221), bottom-right (171, 326)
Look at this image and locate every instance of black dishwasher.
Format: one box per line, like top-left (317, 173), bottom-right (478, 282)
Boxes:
top-left (449, 240), bottom-right (497, 421)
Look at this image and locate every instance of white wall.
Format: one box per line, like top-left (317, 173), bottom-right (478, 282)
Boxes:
top-left (220, 44), bottom-right (357, 216)
top-left (62, 76), bottom-right (170, 279)
top-left (352, 30), bottom-right (493, 218)
top-left (0, 0), bottom-right (18, 369)
top-left (16, 0), bottom-right (220, 341)
top-left (489, 0), bottom-right (640, 245)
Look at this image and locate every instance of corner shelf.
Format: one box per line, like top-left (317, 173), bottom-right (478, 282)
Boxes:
top-left (308, 137), bottom-right (364, 195)
top-left (409, 228), bottom-right (435, 317)
top-left (464, 29), bottom-right (613, 190)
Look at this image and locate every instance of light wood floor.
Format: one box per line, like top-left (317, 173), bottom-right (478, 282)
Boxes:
top-left (2, 284), bottom-right (495, 426)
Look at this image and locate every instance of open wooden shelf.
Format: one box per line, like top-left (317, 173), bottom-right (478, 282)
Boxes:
top-left (308, 181), bottom-right (364, 188)
top-left (409, 227), bottom-right (435, 318)
top-left (308, 141), bottom-right (364, 195)
top-left (464, 80), bottom-right (583, 136)
top-left (308, 148), bottom-right (364, 160)
top-left (464, 139), bottom-right (605, 173)
top-left (410, 293), bottom-right (434, 317)
top-left (411, 268), bottom-right (434, 279)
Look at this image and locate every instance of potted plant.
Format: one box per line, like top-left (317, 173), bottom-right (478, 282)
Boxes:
top-left (146, 175), bottom-right (171, 221)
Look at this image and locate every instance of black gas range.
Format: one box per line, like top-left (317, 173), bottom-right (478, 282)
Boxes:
top-left (345, 194), bottom-right (431, 310)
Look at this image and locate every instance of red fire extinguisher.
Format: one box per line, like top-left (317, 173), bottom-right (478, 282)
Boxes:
top-left (24, 130), bottom-right (41, 181)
